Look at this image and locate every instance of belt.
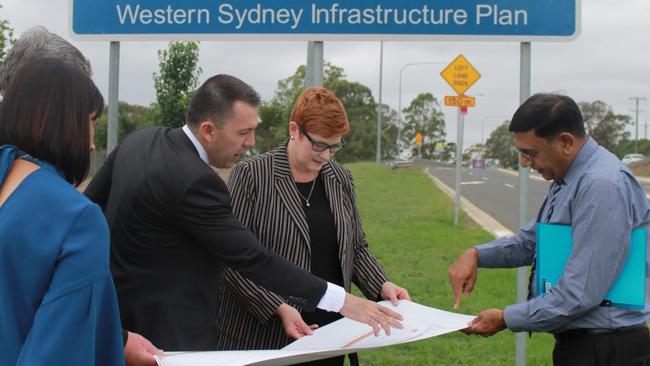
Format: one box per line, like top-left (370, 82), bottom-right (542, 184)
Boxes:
top-left (553, 323), bottom-right (648, 344)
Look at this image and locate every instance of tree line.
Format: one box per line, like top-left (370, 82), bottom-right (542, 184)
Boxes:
top-left (484, 101), bottom-right (638, 169)
top-left (91, 41), bottom-right (448, 163)
top-left (0, 31), bottom-right (639, 165)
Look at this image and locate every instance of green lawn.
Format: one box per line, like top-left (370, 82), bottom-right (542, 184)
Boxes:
top-left (346, 162), bottom-right (554, 365)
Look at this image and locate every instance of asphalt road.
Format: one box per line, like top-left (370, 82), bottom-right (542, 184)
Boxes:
top-left (428, 164), bottom-right (551, 232)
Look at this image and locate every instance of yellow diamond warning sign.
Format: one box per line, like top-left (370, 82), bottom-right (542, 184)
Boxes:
top-left (440, 55), bottom-right (481, 95)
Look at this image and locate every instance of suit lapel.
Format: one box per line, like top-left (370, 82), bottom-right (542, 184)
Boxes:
top-left (272, 144), bottom-right (311, 254)
top-left (321, 162), bottom-right (352, 288)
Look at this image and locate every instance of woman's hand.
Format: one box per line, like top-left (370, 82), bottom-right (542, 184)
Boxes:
top-left (276, 303), bottom-right (318, 339)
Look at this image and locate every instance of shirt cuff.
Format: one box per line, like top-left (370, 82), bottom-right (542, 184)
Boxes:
top-left (503, 302), bottom-right (530, 332)
top-left (317, 282), bottom-right (346, 312)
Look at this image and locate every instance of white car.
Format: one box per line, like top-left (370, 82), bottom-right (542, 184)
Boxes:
top-left (622, 153), bottom-right (645, 165)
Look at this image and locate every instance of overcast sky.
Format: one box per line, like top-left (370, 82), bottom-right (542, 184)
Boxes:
top-left (1, 0), bottom-right (649, 149)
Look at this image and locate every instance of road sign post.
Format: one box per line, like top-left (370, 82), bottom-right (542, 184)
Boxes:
top-left (441, 55), bottom-right (481, 225)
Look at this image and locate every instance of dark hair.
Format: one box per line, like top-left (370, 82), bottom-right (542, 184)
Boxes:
top-left (0, 58), bottom-right (104, 186)
top-left (291, 87), bottom-right (349, 138)
top-left (509, 93), bottom-right (585, 140)
top-left (186, 74), bottom-right (260, 129)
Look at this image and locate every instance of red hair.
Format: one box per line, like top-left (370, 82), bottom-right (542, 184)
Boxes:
top-left (290, 87), bottom-right (349, 137)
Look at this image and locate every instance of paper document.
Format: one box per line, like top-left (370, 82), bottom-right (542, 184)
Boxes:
top-left (156, 300), bottom-right (475, 366)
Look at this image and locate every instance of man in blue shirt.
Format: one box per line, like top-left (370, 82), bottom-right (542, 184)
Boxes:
top-left (449, 94), bottom-right (650, 365)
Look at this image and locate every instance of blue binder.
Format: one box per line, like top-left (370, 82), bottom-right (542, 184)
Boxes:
top-left (536, 223), bottom-right (647, 309)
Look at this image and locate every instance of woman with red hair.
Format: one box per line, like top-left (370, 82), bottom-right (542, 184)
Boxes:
top-left (216, 87), bottom-right (410, 366)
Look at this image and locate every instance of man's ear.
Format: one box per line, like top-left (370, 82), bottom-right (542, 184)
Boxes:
top-left (198, 121), bottom-right (216, 143)
top-left (558, 132), bottom-right (575, 154)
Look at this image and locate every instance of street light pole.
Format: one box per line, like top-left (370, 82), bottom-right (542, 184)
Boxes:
top-left (630, 97), bottom-right (646, 153)
top-left (480, 115), bottom-right (509, 146)
top-left (397, 61), bottom-right (445, 157)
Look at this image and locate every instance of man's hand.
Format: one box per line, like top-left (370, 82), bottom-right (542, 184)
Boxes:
top-left (448, 247), bottom-right (479, 309)
top-left (380, 281), bottom-right (411, 306)
top-left (124, 331), bottom-right (164, 366)
top-left (339, 293), bottom-right (403, 336)
top-left (276, 303), bottom-right (318, 339)
top-left (462, 308), bottom-right (507, 337)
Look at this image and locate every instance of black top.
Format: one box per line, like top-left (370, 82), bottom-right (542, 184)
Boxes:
top-left (296, 175), bottom-right (343, 326)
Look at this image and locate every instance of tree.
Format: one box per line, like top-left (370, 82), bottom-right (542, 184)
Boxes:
top-left (327, 78), bottom-right (378, 162)
top-left (615, 139), bottom-right (650, 159)
top-left (400, 93), bottom-right (446, 159)
top-left (441, 142), bottom-right (456, 163)
top-left (0, 4), bottom-right (14, 63)
top-left (94, 102), bottom-right (155, 151)
top-left (579, 100), bottom-right (631, 153)
top-left (378, 103), bottom-right (400, 159)
top-left (152, 41), bottom-right (202, 128)
top-left (484, 120), bottom-right (518, 169)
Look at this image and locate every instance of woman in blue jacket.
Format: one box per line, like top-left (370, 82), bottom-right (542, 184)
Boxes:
top-left (0, 58), bottom-right (125, 365)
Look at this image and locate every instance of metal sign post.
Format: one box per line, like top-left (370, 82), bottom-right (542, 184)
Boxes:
top-left (441, 55), bottom-right (481, 226)
top-left (107, 41), bottom-right (120, 153)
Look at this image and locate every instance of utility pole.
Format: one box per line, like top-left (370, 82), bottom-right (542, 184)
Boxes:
top-left (630, 97), bottom-right (646, 153)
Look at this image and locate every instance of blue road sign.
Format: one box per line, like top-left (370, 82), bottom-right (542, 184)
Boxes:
top-left (71, 0), bottom-right (580, 41)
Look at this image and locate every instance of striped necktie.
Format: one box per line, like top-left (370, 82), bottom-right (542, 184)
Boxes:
top-left (528, 182), bottom-right (563, 300)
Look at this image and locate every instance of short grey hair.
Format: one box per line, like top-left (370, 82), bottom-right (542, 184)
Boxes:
top-left (0, 26), bottom-right (91, 92)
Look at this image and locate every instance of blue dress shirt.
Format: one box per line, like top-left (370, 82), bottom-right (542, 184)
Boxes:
top-left (0, 145), bottom-right (124, 365)
top-left (476, 137), bottom-right (650, 332)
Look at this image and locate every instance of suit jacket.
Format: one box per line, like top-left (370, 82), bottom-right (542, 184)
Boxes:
top-left (215, 143), bottom-right (390, 350)
top-left (84, 127), bottom-right (327, 351)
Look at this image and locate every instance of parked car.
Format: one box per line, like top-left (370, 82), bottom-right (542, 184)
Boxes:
top-left (622, 153), bottom-right (645, 165)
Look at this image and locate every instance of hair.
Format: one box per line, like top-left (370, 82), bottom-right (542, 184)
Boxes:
top-left (508, 93), bottom-right (585, 140)
top-left (186, 74), bottom-right (261, 129)
top-left (0, 26), bottom-right (92, 92)
top-left (290, 87), bottom-right (349, 137)
top-left (0, 58), bottom-right (104, 186)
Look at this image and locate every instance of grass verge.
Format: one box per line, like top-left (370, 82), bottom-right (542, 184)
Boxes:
top-left (346, 162), bottom-right (554, 365)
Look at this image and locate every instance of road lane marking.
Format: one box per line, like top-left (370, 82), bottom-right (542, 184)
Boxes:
top-left (504, 183), bottom-right (515, 188)
top-left (461, 181), bottom-right (485, 185)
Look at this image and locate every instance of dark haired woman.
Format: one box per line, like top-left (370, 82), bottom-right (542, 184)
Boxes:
top-left (0, 58), bottom-right (124, 365)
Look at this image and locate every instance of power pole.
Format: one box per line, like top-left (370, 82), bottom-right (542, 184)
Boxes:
top-left (630, 97), bottom-right (646, 153)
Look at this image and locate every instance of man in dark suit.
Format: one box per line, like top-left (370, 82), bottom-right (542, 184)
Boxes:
top-left (85, 74), bottom-right (402, 352)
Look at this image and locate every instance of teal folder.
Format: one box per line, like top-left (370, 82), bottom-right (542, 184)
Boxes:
top-left (536, 223), bottom-right (647, 309)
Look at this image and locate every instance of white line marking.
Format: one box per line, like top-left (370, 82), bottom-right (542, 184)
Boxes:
top-left (461, 181), bottom-right (486, 185)
top-left (504, 183), bottom-right (515, 188)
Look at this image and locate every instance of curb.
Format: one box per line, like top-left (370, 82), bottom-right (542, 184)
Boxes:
top-left (424, 167), bottom-right (514, 239)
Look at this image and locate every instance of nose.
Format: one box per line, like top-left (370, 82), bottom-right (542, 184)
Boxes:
top-left (244, 131), bottom-right (256, 150)
top-left (319, 149), bottom-right (334, 161)
top-left (519, 155), bottom-right (531, 167)
top-left (90, 143), bottom-right (96, 152)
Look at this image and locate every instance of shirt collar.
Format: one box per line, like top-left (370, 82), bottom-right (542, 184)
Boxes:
top-left (182, 124), bottom-right (209, 164)
top-left (560, 137), bottom-right (598, 185)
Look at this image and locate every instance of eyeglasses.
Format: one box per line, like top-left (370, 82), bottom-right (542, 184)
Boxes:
top-left (299, 127), bottom-right (345, 153)
top-left (515, 139), bottom-right (556, 161)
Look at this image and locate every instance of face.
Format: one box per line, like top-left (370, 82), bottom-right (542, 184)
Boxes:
top-left (201, 101), bottom-right (258, 168)
top-left (288, 122), bottom-right (344, 174)
top-left (514, 130), bottom-right (574, 181)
